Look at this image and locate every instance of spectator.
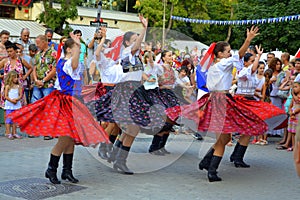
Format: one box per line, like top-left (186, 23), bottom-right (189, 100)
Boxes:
top-left (0, 41), bottom-right (32, 107)
top-left (56, 36), bottom-right (68, 61)
top-left (4, 70), bottom-right (23, 139)
top-left (16, 43), bottom-right (33, 105)
top-left (0, 30), bottom-right (10, 60)
top-left (32, 35), bottom-right (57, 140)
top-left (15, 28), bottom-right (32, 56)
top-left (45, 28), bottom-right (58, 51)
top-left (86, 28), bottom-right (103, 83)
top-left (73, 30), bottom-right (88, 85)
top-left (281, 52), bottom-right (290, 71)
top-left (265, 52), bottom-right (275, 71)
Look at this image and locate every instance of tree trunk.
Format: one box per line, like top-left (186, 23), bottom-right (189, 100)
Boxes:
top-left (165, 3), bottom-right (174, 39)
top-left (225, 6), bottom-right (234, 42)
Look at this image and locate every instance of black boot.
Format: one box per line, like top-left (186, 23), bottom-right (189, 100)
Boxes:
top-left (207, 156), bottom-right (222, 182)
top-left (106, 143), bottom-right (113, 155)
top-left (159, 134), bottom-right (170, 154)
top-left (61, 154), bottom-right (79, 183)
top-left (230, 142), bottom-right (250, 168)
top-left (149, 135), bottom-right (164, 156)
top-left (45, 154), bottom-right (61, 184)
top-left (160, 122), bottom-right (175, 132)
top-left (107, 139), bottom-right (122, 163)
top-left (98, 142), bottom-right (108, 160)
top-left (109, 134), bottom-right (117, 144)
top-left (199, 148), bottom-right (215, 171)
top-left (113, 145), bottom-right (134, 175)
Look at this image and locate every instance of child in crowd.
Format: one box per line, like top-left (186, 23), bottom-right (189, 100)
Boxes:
top-left (276, 73), bottom-right (297, 150)
top-left (252, 61), bottom-right (266, 144)
top-left (174, 66), bottom-right (193, 104)
top-left (277, 76), bottom-right (300, 151)
top-left (253, 68), bottom-right (273, 144)
top-left (142, 51), bottom-right (162, 90)
top-left (4, 70), bottom-right (22, 139)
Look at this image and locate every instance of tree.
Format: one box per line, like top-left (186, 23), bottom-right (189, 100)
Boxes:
top-left (38, 0), bottom-right (83, 35)
top-left (134, 0), bottom-right (208, 46)
top-left (230, 0), bottom-right (300, 53)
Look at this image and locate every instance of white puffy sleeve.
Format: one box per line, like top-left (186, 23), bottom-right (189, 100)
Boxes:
top-left (94, 53), bottom-right (116, 70)
top-left (156, 63), bottom-right (164, 76)
top-left (62, 58), bottom-right (82, 80)
top-left (219, 53), bottom-right (244, 71)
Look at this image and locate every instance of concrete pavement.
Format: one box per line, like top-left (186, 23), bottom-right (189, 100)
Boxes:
top-left (0, 126), bottom-right (299, 200)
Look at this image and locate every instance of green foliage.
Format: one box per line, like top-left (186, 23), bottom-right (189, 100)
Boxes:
top-left (38, 0), bottom-right (83, 35)
top-left (136, 0), bottom-right (300, 54)
top-left (230, 0), bottom-right (300, 54)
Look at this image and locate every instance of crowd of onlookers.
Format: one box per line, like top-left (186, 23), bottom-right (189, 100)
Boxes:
top-left (1, 26), bottom-right (300, 154)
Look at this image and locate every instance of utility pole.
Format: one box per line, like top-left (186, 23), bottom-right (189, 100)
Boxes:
top-left (162, 0), bottom-right (166, 49)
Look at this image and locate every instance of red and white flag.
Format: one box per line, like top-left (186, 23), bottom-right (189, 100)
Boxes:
top-left (104, 35), bottom-right (124, 61)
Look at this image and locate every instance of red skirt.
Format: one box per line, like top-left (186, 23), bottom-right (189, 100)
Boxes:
top-left (8, 90), bottom-right (110, 147)
top-left (166, 92), bottom-right (269, 136)
top-left (233, 95), bottom-right (287, 130)
top-left (81, 83), bottom-right (107, 103)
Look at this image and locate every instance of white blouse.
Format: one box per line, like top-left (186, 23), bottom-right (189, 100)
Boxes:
top-left (235, 64), bottom-right (258, 95)
top-left (207, 53), bottom-right (244, 91)
top-left (55, 58), bottom-right (84, 90)
top-left (95, 53), bottom-right (123, 84)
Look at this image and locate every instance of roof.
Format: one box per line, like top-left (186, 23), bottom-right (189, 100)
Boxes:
top-left (77, 6), bottom-right (140, 22)
top-left (0, 18), bottom-right (61, 40)
top-left (170, 40), bottom-right (209, 52)
top-left (69, 24), bottom-right (124, 43)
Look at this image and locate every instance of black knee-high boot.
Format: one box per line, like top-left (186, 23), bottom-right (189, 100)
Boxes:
top-left (159, 134), bottom-right (170, 154)
top-left (98, 142), bottom-right (108, 160)
top-left (199, 148), bottom-right (215, 171)
top-left (106, 135), bottom-right (117, 155)
top-left (113, 145), bottom-right (134, 175)
top-left (45, 154), bottom-right (61, 184)
top-left (109, 135), bottom-right (117, 144)
top-left (149, 135), bottom-right (164, 156)
top-left (61, 153), bottom-right (79, 183)
top-left (207, 156), bottom-right (222, 182)
top-left (107, 139), bottom-right (122, 163)
top-left (230, 142), bottom-right (250, 168)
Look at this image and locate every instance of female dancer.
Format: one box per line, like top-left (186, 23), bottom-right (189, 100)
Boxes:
top-left (166, 26), bottom-right (273, 182)
top-left (228, 46), bottom-right (286, 167)
top-left (147, 50), bottom-right (181, 155)
top-left (91, 15), bottom-right (152, 174)
top-left (84, 27), bottom-right (124, 160)
top-left (8, 34), bottom-right (109, 184)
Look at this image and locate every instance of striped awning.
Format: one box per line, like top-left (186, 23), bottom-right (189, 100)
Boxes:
top-left (0, 18), bottom-right (61, 42)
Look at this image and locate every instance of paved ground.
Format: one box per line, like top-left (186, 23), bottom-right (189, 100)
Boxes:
top-left (0, 126), bottom-right (299, 200)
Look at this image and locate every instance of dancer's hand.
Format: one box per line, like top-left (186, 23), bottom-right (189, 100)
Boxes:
top-left (69, 32), bottom-right (81, 46)
top-left (255, 44), bottom-right (263, 55)
top-left (139, 14), bottom-right (148, 28)
top-left (246, 26), bottom-right (260, 41)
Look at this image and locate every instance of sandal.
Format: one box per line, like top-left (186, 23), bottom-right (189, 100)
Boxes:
top-left (13, 134), bottom-right (22, 139)
top-left (287, 147), bottom-right (293, 152)
top-left (259, 139), bottom-right (268, 145)
top-left (7, 134), bottom-right (14, 140)
top-left (251, 139), bottom-right (258, 144)
top-left (276, 145), bottom-right (288, 150)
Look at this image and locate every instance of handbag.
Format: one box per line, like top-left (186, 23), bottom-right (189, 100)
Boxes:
top-left (277, 89), bottom-right (289, 99)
